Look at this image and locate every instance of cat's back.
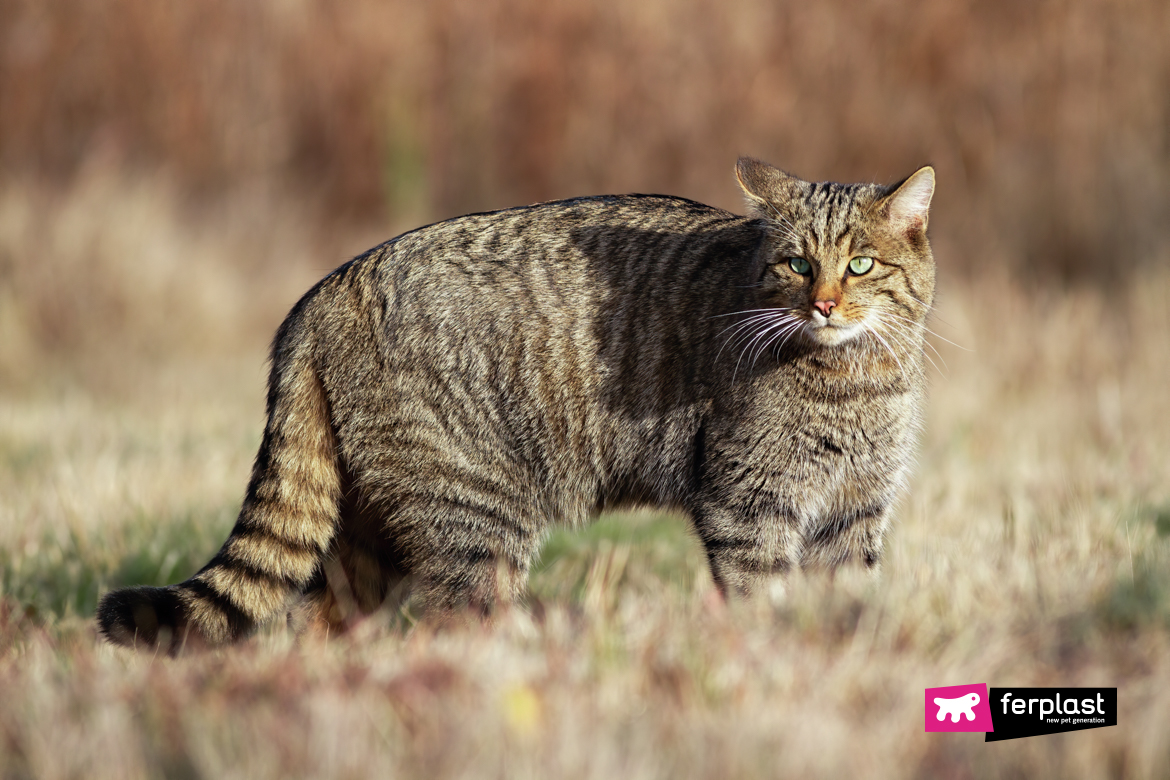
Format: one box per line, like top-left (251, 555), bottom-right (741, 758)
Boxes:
top-left (370, 193), bottom-right (751, 292)
top-left (290, 194), bottom-right (760, 518)
top-left (304, 193), bottom-right (761, 388)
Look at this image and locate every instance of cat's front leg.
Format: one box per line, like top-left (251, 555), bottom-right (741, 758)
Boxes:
top-left (690, 500), bottom-right (803, 601)
top-left (799, 501), bottom-right (891, 574)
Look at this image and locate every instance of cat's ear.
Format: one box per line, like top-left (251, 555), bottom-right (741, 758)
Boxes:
top-left (881, 166), bottom-right (935, 234)
top-left (735, 157), bottom-right (802, 217)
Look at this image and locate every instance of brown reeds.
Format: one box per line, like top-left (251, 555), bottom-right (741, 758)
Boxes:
top-left (2, 0), bottom-right (1168, 272)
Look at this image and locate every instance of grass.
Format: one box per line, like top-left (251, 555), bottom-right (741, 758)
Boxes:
top-left (0, 504), bottom-right (236, 623)
top-left (530, 511), bottom-right (709, 605)
top-left (2, 178), bottom-right (1170, 778)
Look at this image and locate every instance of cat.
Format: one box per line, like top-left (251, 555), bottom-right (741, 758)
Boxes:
top-left (97, 157), bottom-right (935, 652)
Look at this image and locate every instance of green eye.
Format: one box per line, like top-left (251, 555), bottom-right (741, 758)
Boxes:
top-left (788, 257), bottom-right (811, 275)
top-left (848, 256), bottom-right (875, 275)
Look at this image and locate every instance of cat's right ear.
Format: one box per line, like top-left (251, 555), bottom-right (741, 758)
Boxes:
top-left (880, 166), bottom-right (935, 235)
top-left (735, 157), bottom-right (802, 217)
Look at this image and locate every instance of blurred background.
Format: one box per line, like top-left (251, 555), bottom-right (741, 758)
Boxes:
top-left (3, 6), bottom-right (1170, 777)
top-left (1, 0), bottom-right (1168, 391)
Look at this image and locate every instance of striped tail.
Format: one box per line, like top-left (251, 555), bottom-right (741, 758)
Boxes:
top-left (98, 329), bottom-right (341, 653)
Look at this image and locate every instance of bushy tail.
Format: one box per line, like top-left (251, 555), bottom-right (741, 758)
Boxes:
top-left (98, 330), bottom-right (341, 653)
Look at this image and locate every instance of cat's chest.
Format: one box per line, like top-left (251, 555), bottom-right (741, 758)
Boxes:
top-left (717, 368), bottom-right (919, 510)
top-left (779, 394), bottom-right (901, 471)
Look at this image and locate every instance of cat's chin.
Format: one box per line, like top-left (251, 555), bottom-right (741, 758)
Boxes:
top-left (807, 321), bottom-right (864, 347)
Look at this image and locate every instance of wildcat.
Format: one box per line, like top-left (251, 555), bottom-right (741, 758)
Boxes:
top-left (97, 157), bottom-right (935, 652)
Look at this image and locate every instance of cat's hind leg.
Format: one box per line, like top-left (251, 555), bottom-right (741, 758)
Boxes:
top-left (289, 487), bottom-right (411, 639)
top-left (398, 494), bottom-right (541, 618)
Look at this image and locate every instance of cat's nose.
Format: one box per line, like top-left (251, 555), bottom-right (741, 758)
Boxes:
top-left (813, 299), bottom-right (836, 317)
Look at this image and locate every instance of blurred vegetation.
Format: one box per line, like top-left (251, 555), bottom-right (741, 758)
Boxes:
top-left (1096, 504), bottom-right (1170, 633)
top-left (2, 0), bottom-right (1167, 281)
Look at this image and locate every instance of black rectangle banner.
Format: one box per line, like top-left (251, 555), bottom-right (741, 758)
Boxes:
top-left (986, 688), bottom-right (1117, 742)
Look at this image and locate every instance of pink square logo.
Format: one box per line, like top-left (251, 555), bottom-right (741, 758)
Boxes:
top-left (925, 683), bottom-right (994, 732)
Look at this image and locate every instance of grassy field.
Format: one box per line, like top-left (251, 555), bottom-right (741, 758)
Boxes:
top-left (2, 177), bottom-right (1169, 779)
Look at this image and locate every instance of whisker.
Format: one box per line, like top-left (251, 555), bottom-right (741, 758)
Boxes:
top-left (753, 320), bottom-right (804, 370)
top-left (760, 202), bottom-right (804, 248)
top-left (714, 311), bottom-right (792, 342)
top-left (863, 322), bottom-right (907, 383)
top-left (706, 307), bottom-right (796, 321)
top-left (902, 293), bottom-right (961, 330)
top-left (733, 316), bottom-right (795, 382)
top-left (765, 227), bottom-right (803, 248)
top-left (715, 311), bottom-right (795, 365)
top-left (919, 344), bottom-right (944, 377)
top-left (714, 312), bottom-right (785, 339)
top-left (875, 315), bottom-right (946, 377)
top-left (725, 323), bottom-right (777, 363)
top-left (902, 292), bottom-right (964, 329)
top-left (886, 316), bottom-right (948, 370)
top-left (739, 315), bottom-right (796, 361)
top-left (882, 311), bottom-right (970, 351)
top-left (919, 337), bottom-right (948, 372)
top-left (771, 318), bottom-right (807, 358)
top-left (715, 312), bottom-right (790, 358)
top-left (903, 293), bottom-right (933, 312)
top-left (748, 319), bottom-right (795, 368)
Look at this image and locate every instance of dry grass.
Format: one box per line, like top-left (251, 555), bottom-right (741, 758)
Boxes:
top-left (2, 0), bottom-right (1170, 776)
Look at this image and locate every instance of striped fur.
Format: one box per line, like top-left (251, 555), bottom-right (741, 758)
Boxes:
top-left (97, 158), bottom-right (935, 651)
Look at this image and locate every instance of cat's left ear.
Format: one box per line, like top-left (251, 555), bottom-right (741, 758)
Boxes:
top-left (735, 157), bottom-right (803, 217)
top-left (881, 166), bottom-right (935, 234)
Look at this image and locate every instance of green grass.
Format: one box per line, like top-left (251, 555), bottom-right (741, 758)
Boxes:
top-left (1096, 505), bottom-right (1170, 633)
top-left (530, 511), bottom-right (708, 604)
top-left (0, 505), bottom-right (235, 623)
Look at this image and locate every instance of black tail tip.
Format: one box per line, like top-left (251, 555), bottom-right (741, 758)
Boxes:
top-left (96, 586), bottom-right (187, 653)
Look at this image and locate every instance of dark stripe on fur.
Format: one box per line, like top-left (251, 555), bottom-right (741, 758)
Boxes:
top-left (808, 503), bottom-right (886, 546)
top-left (203, 552), bottom-right (303, 591)
top-left (428, 495), bottom-right (531, 541)
top-left (229, 526), bottom-right (328, 557)
top-left (183, 579), bottom-right (254, 640)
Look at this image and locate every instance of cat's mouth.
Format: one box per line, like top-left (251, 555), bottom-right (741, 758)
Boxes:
top-left (806, 313), bottom-right (863, 346)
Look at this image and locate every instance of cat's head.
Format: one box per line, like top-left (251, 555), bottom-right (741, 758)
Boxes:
top-left (735, 157), bottom-right (935, 350)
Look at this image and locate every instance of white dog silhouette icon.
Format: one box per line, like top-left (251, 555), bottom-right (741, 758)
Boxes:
top-left (934, 692), bottom-right (980, 723)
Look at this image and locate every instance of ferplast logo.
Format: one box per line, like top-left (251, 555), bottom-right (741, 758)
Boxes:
top-left (924, 684), bottom-right (994, 733)
top-left (998, 690), bottom-right (1106, 722)
top-left (985, 688), bottom-right (1117, 742)
top-left (924, 684), bottom-right (1117, 741)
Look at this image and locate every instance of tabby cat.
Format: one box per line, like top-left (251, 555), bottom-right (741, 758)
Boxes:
top-left (97, 157), bottom-right (936, 652)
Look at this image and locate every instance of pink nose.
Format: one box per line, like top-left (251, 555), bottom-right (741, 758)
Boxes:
top-left (813, 299), bottom-right (836, 317)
